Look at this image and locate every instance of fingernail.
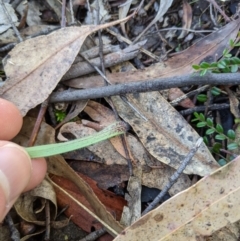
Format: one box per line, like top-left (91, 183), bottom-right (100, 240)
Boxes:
top-left (0, 144), bottom-right (32, 202)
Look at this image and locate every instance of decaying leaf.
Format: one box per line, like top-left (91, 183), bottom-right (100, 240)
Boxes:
top-left (112, 93), bottom-right (219, 176)
top-left (0, 18), bottom-right (130, 116)
top-left (178, 0), bottom-right (192, 39)
top-left (51, 173), bottom-right (126, 233)
top-left (14, 179), bottom-right (57, 225)
top-left (113, 155), bottom-right (240, 241)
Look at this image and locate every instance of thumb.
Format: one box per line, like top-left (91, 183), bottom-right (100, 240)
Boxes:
top-left (0, 142), bottom-right (32, 221)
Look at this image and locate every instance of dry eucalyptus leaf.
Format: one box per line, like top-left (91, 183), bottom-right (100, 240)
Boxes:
top-left (112, 92), bottom-right (219, 176)
top-left (113, 155), bottom-right (240, 241)
top-left (48, 154), bottom-right (124, 236)
top-left (14, 179), bottom-right (57, 225)
top-left (0, 2), bottom-right (18, 34)
top-left (178, 0), bottom-right (192, 39)
top-left (121, 165), bottom-right (142, 226)
top-left (0, 18), bottom-right (129, 116)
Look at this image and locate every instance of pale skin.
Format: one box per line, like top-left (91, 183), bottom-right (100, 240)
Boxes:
top-left (0, 98), bottom-right (47, 221)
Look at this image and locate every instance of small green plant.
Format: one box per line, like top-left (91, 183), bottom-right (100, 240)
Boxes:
top-left (192, 112), bottom-right (239, 166)
top-left (196, 86), bottom-right (221, 103)
top-left (55, 110), bottom-right (66, 122)
top-left (192, 39), bottom-right (240, 76)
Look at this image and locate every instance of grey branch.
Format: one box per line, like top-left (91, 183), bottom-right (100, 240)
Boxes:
top-left (50, 73), bottom-right (240, 103)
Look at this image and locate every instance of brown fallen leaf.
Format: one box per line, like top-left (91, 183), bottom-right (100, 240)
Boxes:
top-left (0, 17), bottom-right (131, 116)
top-left (178, 0), bottom-right (192, 39)
top-left (14, 179), bottom-right (57, 226)
top-left (112, 93), bottom-right (219, 176)
top-left (51, 173), bottom-right (126, 233)
top-left (113, 155), bottom-right (240, 241)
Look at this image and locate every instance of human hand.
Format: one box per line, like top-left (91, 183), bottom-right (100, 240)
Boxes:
top-left (0, 98), bottom-right (47, 221)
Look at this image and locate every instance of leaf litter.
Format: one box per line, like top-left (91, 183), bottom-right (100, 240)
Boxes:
top-left (1, 1), bottom-right (240, 240)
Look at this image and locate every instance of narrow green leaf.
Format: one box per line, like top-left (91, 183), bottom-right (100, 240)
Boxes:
top-left (229, 39), bottom-right (234, 47)
top-left (197, 122), bottom-right (207, 128)
top-left (191, 118), bottom-right (198, 122)
top-left (197, 94), bottom-right (207, 102)
top-left (192, 65), bottom-right (200, 70)
top-left (200, 62), bottom-right (210, 68)
top-left (193, 112), bottom-right (199, 118)
top-left (223, 48), bottom-right (228, 56)
top-left (199, 113), bottom-right (206, 121)
top-left (216, 124), bottom-right (224, 133)
top-left (211, 87), bottom-right (221, 96)
top-left (210, 62), bottom-right (218, 68)
top-left (206, 128), bottom-right (215, 135)
top-left (200, 69), bottom-right (208, 76)
top-left (203, 136), bottom-right (209, 145)
top-left (227, 143), bottom-right (238, 150)
top-left (215, 134), bottom-right (226, 140)
top-left (206, 118), bottom-right (213, 127)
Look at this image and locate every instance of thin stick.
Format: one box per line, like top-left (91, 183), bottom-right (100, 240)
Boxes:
top-left (51, 73), bottom-right (240, 103)
top-left (179, 103), bottom-right (230, 116)
top-left (141, 138), bottom-right (203, 216)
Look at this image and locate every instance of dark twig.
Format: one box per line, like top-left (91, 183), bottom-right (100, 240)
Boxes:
top-left (44, 201), bottom-right (51, 241)
top-left (141, 137), bottom-right (203, 216)
top-left (5, 213), bottom-right (20, 241)
top-left (51, 73), bottom-right (240, 103)
top-left (179, 103), bottom-right (230, 116)
top-left (0, 43), bottom-right (16, 52)
top-left (79, 228), bottom-right (106, 241)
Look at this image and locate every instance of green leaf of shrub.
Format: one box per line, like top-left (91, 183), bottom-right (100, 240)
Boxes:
top-left (227, 143), bottom-right (238, 150)
top-left (206, 128), bottom-right (215, 135)
top-left (211, 87), bottom-right (221, 96)
top-left (216, 124), bottom-right (224, 133)
top-left (227, 129), bottom-right (236, 140)
top-left (231, 64), bottom-right (238, 73)
top-left (200, 69), bottom-right (207, 76)
top-left (192, 65), bottom-right (200, 70)
top-left (200, 62), bottom-right (210, 68)
top-left (217, 61), bottom-right (227, 69)
top-left (197, 122), bottom-right (207, 128)
top-left (218, 159), bottom-right (227, 166)
top-left (206, 118), bottom-right (213, 127)
top-left (197, 94), bottom-right (207, 102)
top-left (215, 134), bottom-right (226, 140)
top-left (212, 142), bottom-right (222, 153)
